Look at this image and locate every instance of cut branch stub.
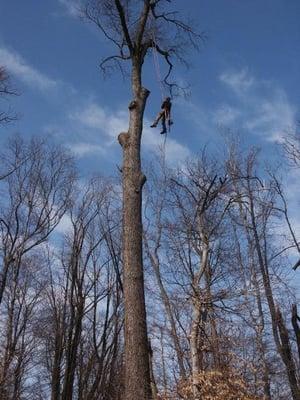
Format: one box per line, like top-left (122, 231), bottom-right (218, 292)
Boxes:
top-left (118, 132), bottom-right (130, 148)
top-left (135, 173), bottom-right (147, 193)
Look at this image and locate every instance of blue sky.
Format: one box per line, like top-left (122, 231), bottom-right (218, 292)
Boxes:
top-left (0, 0), bottom-right (299, 185)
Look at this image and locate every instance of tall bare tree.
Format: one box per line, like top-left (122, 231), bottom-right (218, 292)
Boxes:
top-left (227, 146), bottom-right (300, 400)
top-left (83, 2), bottom-right (200, 399)
top-left (0, 136), bottom-right (75, 399)
top-left (35, 177), bottom-right (123, 400)
top-left (0, 137), bottom-right (75, 306)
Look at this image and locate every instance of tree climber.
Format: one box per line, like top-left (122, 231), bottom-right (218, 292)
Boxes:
top-left (150, 97), bottom-right (173, 134)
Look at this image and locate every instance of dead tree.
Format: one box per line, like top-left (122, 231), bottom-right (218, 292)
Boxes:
top-left (36, 178), bottom-right (123, 400)
top-left (169, 156), bottom-right (231, 399)
top-left (83, 2), bottom-right (201, 399)
top-left (0, 137), bottom-right (75, 306)
top-left (227, 147), bottom-right (300, 400)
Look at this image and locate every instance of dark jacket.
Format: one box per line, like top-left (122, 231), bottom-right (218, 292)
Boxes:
top-left (161, 100), bottom-right (172, 113)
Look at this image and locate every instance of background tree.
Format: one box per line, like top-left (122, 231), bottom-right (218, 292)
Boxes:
top-left (0, 67), bottom-right (17, 125)
top-left (0, 136), bottom-right (76, 400)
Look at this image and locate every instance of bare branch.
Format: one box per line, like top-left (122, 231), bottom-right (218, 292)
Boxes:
top-left (114, 0), bottom-right (133, 53)
top-left (100, 54), bottom-right (131, 77)
top-left (0, 67), bottom-right (18, 124)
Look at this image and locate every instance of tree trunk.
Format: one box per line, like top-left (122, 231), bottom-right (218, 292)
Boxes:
top-left (252, 270), bottom-right (272, 400)
top-left (61, 298), bottom-right (84, 400)
top-left (51, 327), bottom-right (64, 400)
top-left (292, 304), bottom-right (300, 364)
top-left (145, 242), bottom-right (186, 379)
top-left (190, 300), bottom-right (202, 400)
top-left (118, 60), bottom-right (151, 400)
top-left (276, 307), bottom-right (300, 400)
top-left (190, 233), bottom-right (209, 400)
top-left (149, 340), bottom-right (159, 400)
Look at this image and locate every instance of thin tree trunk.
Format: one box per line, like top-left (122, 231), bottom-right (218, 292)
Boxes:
top-left (204, 265), bottom-right (220, 370)
top-left (145, 241), bottom-right (186, 379)
top-left (190, 233), bottom-right (209, 400)
top-left (190, 300), bottom-right (202, 400)
top-left (292, 304), bottom-right (300, 363)
top-left (51, 328), bottom-right (64, 400)
top-left (149, 340), bottom-right (159, 400)
top-left (61, 299), bottom-right (84, 400)
top-left (252, 269), bottom-right (272, 400)
top-left (276, 307), bottom-right (300, 400)
top-left (160, 327), bottom-right (168, 395)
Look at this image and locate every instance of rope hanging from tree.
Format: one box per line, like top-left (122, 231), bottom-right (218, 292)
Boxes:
top-left (150, 16), bottom-right (165, 102)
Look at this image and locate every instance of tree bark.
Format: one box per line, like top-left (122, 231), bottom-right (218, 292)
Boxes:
top-left (118, 60), bottom-right (151, 400)
top-left (276, 307), bottom-right (300, 400)
top-left (190, 232), bottom-right (209, 400)
top-left (292, 304), bottom-right (300, 364)
top-left (190, 299), bottom-right (202, 400)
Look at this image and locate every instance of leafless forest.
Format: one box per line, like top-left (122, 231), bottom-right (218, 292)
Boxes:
top-left (1, 1), bottom-right (300, 400)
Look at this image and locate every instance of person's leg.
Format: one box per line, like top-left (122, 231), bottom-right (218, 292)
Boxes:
top-left (166, 112), bottom-right (173, 126)
top-left (160, 114), bottom-right (167, 134)
top-left (151, 111), bottom-right (164, 127)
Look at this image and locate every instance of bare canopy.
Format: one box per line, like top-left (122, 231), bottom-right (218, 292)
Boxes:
top-left (83, 0), bottom-right (202, 94)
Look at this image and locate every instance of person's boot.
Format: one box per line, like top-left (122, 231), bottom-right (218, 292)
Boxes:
top-left (150, 123), bottom-right (157, 128)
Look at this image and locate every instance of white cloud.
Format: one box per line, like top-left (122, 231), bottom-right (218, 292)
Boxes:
top-left (68, 142), bottom-right (106, 157)
top-left (67, 102), bottom-right (191, 164)
top-left (142, 125), bottom-right (191, 164)
top-left (176, 98), bottom-right (213, 141)
top-left (57, 0), bottom-right (81, 17)
top-left (55, 213), bottom-right (73, 234)
top-left (70, 103), bottom-right (128, 140)
top-left (244, 89), bottom-right (296, 142)
top-left (214, 105), bottom-right (241, 125)
top-left (0, 47), bottom-right (58, 91)
top-left (72, 104), bottom-right (107, 130)
top-left (218, 68), bottom-right (296, 142)
top-left (219, 68), bottom-right (255, 95)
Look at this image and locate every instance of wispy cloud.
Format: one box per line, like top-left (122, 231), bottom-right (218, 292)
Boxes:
top-left (0, 47), bottom-right (58, 92)
top-left (218, 68), bottom-right (296, 142)
top-left (220, 68), bottom-right (255, 96)
top-left (57, 0), bottom-right (81, 17)
top-left (142, 125), bottom-right (191, 164)
top-left (65, 102), bottom-right (191, 164)
top-left (214, 105), bottom-right (241, 126)
top-left (68, 142), bottom-right (106, 157)
top-left (70, 104), bottom-right (128, 141)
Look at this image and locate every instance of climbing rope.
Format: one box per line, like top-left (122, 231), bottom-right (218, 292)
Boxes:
top-left (150, 15), bottom-right (165, 101)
